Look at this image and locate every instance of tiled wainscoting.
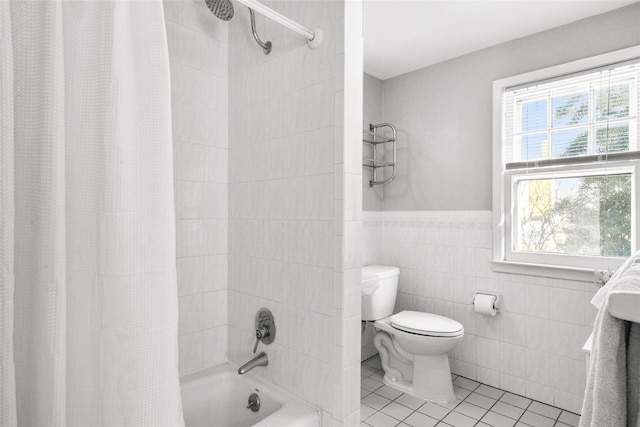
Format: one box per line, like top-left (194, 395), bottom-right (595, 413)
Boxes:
top-left (362, 211), bottom-right (600, 413)
top-left (361, 356), bottom-right (580, 427)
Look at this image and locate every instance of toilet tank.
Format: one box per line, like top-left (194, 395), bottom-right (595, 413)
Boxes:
top-left (361, 265), bottom-right (400, 321)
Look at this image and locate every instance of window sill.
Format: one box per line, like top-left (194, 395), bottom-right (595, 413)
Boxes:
top-left (491, 260), bottom-right (596, 282)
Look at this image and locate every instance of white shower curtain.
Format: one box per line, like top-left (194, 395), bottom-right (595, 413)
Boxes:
top-left (1, 1), bottom-right (184, 426)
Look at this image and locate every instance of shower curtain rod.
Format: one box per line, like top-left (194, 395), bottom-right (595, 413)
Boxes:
top-left (235, 0), bottom-right (323, 49)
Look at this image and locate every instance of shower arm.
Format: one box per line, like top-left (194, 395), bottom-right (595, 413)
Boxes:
top-left (235, 0), bottom-right (323, 49)
top-left (249, 8), bottom-right (272, 55)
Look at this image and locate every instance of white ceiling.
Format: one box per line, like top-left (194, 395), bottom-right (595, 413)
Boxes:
top-left (364, 1), bottom-right (637, 80)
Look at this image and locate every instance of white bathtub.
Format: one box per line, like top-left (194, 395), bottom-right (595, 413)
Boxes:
top-left (180, 363), bottom-right (321, 427)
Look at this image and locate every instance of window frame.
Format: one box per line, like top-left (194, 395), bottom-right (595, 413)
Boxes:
top-left (505, 162), bottom-right (638, 269)
top-left (492, 46), bottom-right (640, 280)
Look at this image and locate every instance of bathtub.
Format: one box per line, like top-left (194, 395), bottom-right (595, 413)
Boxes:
top-left (180, 363), bottom-right (321, 427)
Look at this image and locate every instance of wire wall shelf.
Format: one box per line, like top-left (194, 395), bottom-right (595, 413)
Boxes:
top-left (363, 123), bottom-right (397, 187)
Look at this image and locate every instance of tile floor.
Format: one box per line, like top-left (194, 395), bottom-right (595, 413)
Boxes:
top-left (360, 356), bottom-right (580, 427)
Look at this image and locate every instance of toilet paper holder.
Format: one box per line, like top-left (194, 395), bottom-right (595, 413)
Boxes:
top-left (472, 292), bottom-right (500, 312)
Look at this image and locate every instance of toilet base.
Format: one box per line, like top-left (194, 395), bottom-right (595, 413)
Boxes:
top-left (381, 354), bottom-right (456, 404)
top-left (372, 321), bottom-right (461, 404)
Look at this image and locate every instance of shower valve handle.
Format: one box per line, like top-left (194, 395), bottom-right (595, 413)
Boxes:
top-left (253, 326), bottom-right (270, 353)
top-left (256, 325), bottom-right (269, 339)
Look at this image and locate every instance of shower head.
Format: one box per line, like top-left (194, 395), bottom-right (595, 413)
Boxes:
top-left (204, 0), bottom-right (234, 21)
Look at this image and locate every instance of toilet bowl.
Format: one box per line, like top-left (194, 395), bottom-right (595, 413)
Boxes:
top-left (361, 265), bottom-right (464, 403)
top-left (374, 311), bottom-right (463, 403)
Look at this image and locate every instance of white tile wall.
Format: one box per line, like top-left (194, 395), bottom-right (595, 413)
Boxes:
top-left (165, 1), bottom-right (363, 423)
top-left (165, 0), bottom-right (229, 376)
top-left (362, 211), bottom-right (599, 414)
top-left (228, 1), bottom-right (362, 425)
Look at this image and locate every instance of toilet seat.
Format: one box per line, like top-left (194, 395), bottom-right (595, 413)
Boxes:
top-left (390, 311), bottom-right (463, 338)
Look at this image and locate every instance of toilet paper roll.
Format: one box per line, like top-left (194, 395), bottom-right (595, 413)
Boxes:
top-left (474, 293), bottom-right (497, 316)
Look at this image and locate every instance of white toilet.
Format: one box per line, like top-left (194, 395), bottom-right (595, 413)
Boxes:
top-left (362, 265), bottom-right (464, 403)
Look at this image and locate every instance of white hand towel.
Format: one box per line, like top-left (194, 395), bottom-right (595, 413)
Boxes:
top-left (581, 261), bottom-right (640, 427)
top-left (580, 299), bottom-right (629, 427)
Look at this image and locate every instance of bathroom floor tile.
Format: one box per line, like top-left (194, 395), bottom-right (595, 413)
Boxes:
top-left (453, 401), bottom-right (487, 420)
top-left (518, 410), bottom-right (555, 427)
top-left (362, 388), bottom-right (373, 398)
top-left (558, 410), bottom-right (580, 426)
top-left (362, 403), bottom-right (377, 420)
top-left (363, 393), bottom-right (392, 411)
top-left (396, 393), bottom-right (426, 410)
top-left (498, 402), bottom-right (525, 420)
top-left (441, 410), bottom-right (476, 427)
top-left (375, 384), bottom-right (405, 400)
top-left (452, 377), bottom-right (480, 392)
top-left (362, 376), bottom-right (384, 392)
top-left (499, 392), bottom-right (531, 409)
top-left (370, 371), bottom-right (385, 382)
top-left (475, 384), bottom-right (505, 400)
top-left (464, 392), bottom-right (497, 409)
top-left (367, 411), bottom-right (402, 427)
top-left (527, 401), bottom-right (562, 419)
top-left (417, 402), bottom-right (450, 420)
top-left (360, 356), bottom-right (579, 427)
top-left (491, 401), bottom-right (525, 420)
top-left (363, 364), bottom-right (381, 377)
top-left (365, 357), bottom-right (383, 370)
top-left (404, 411), bottom-right (438, 427)
top-left (453, 386), bottom-right (472, 400)
top-left (381, 401), bottom-right (414, 422)
top-left (436, 398), bottom-right (462, 411)
top-left (481, 411), bottom-right (517, 427)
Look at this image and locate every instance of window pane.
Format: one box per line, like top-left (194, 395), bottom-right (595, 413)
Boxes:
top-left (520, 133), bottom-right (548, 161)
top-left (595, 123), bottom-right (629, 153)
top-left (515, 173), bottom-right (632, 257)
top-left (521, 99), bottom-right (547, 132)
top-left (595, 83), bottom-right (630, 121)
top-left (551, 128), bottom-right (588, 158)
top-left (552, 92), bottom-right (588, 127)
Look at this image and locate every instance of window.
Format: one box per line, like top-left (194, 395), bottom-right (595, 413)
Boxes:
top-left (493, 47), bottom-right (640, 276)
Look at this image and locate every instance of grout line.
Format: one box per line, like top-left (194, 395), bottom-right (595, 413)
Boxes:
top-left (551, 407), bottom-right (565, 425)
top-left (512, 399), bottom-right (533, 426)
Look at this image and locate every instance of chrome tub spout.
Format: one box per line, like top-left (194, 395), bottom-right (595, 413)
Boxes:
top-left (238, 352), bottom-right (269, 375)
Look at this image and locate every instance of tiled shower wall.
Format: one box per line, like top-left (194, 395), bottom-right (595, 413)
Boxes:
top-left (362, 211), bottom-right (600, 414)
top-left (164, 0), bottom-right (230, 376)
top-left (228, 1), bottom-right (362, 425)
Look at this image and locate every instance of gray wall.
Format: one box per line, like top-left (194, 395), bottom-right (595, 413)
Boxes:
top-left (363, 73), bottom-right (384, 211)
top-left (364, 3), bottom-right (640, 211)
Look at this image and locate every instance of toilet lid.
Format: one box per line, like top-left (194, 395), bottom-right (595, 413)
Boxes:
top-left (390, 311), bottom-right (464, 337)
